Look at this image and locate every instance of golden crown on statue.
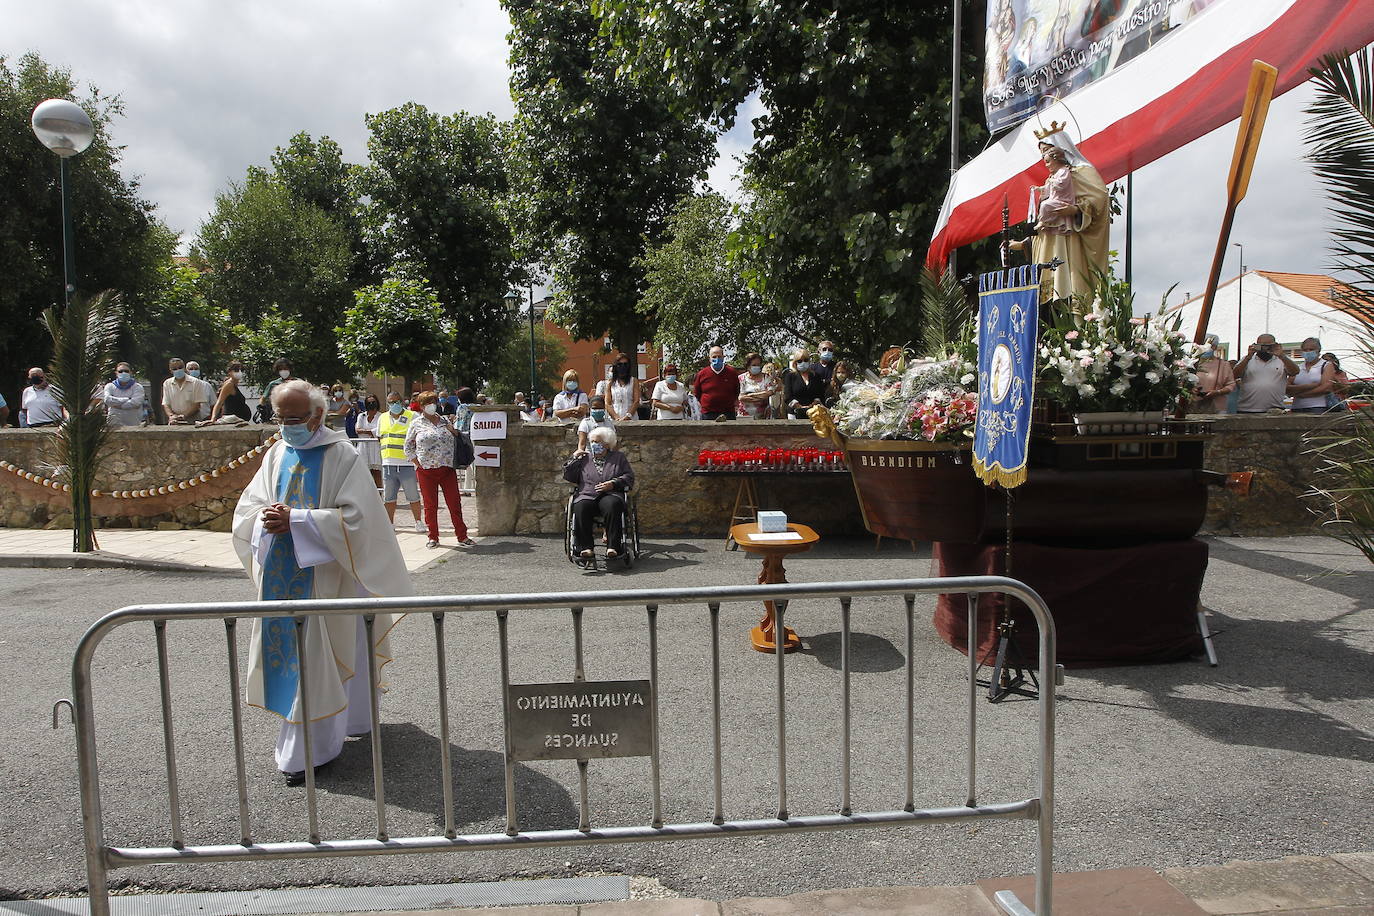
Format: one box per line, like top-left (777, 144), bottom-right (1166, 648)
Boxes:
top-left (1033, 120), bottom-right (1067, 140)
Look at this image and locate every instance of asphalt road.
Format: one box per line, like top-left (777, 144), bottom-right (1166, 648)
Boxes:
top-left (2, 534), bottom-right (1371, 902)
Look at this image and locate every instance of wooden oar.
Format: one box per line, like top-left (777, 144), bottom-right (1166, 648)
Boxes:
top-left (1192, 60), bottom-right (1279, 345)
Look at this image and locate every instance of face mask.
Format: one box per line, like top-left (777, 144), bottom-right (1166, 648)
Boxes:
top-left (117, 371), bottom-right (132, 382)
top-left (749, 365), bottom-right (762, 376)
top-left (231, 370), bottom-right (244, 381)
top-left (590, 409), bottom-right (606, 421)
top-left (1257, 350), bottom-right (1273, 362)
top-left (29, 376), bottom-right (44, 386)
top-left (1201, 349), bottom-right (1214, 359)
top-left (590, 443), bottom-right (606, 456)
top-left (280, 422), bottom-right (314, 448)
top-left (332, 389), bottom-right (343, 398)
top-left (796, 361), bottom-right (811, 372)
top-left (820, 350), bottom-right (834, 361)
top-left (188, 369), bottom-right (201, 378)
top-left (365, 401), bottom-right (378, 411)
top-left (539, 401), bottom-right (548, 409)
top-left (1303, 350), bottom-right (1320, 363)
top-left (172, 369), bottom-right (186, 380)
top-left (615, 363), bottom-right (630, 376)
top-left (278, 369), bottom-right (291, 379)
top-left (665, 374), bottom-right (678, 384)
top-left (565, 381), bottom-right (578, 392)
top-left (389, 402), bottom-right (404, 415)
top-left (423, 404), bottom-right (438, 415)
top-left (711, 357), bottom-right (725, 371)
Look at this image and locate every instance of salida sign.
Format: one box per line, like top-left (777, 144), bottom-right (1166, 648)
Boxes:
top-left (469, 411), bottom-right (507, 440)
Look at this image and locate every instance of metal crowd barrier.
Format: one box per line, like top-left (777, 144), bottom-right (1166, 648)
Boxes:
top-left (68, 577), bottom-right (1058, 916)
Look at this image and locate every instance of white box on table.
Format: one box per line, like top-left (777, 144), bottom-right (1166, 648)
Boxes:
top-left (757, 511), bottom-right (788, 533)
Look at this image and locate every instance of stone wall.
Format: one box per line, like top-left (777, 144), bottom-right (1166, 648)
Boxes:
top-left (473, 416), bottom-right (866, 537)
top-left (0, 426), bottom-right (274, 531)
top-left (1195, 412), bottom-right (1352, 536)
top-left (0, 412), bottom-right (1357, 536)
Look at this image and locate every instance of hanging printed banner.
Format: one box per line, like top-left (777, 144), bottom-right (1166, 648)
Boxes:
top-left (974, 266), bottom-right (1040, 489)
top-left (984, 0), bottom-right (1222, 132)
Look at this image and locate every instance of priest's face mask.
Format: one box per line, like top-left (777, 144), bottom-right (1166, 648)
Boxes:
top-left (277, 391), bottom-right (324, 433)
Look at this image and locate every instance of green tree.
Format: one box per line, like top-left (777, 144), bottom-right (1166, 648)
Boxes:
top-left (337, 274), bottom-right (449, 394)
top-left (0, 53), bottom-right (171, 414)
top-left (270, 131), bottom-right (371, 285)
top-left (191, 169), bottom-right (353, 382)
top-left (481, 323), bottom-right (568, 403)
top-left (504, 0), bottom-right (715, 359)
top-left (120, 258), bottom-right (230, 417)
top-left (594, 0), bottom-right (989, 365)
top-left (357, 104), bottom-right (516, 387)
top-left (638, 192), bottom-right (768, 366)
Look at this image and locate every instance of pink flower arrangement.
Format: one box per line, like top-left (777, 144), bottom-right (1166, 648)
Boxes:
top-left (908, 391), bottom-right (978, 443)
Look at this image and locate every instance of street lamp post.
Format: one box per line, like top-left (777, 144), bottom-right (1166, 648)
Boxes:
top-left (31, 99), bottom-right (96, 307)
top-left (1233, 242), bottom-right (1244, 355)
top-left (526, 285), bottom-right (538, 399)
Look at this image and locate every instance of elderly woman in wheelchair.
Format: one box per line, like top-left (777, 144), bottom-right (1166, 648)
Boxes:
top-left (563, 426), bottom-right (635, 562)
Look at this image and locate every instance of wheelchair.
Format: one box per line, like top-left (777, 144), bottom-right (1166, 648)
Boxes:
top-left (564, 488), bottom-right (640, 570)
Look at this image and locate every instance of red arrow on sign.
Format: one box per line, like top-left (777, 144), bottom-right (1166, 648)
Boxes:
top-left (477, 451), bottom-right (498, 460)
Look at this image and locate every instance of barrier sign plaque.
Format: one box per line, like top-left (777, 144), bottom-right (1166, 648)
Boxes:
top-left (506, 679), bottom-right (653, 761)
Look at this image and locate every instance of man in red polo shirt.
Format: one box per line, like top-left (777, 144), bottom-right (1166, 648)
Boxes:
top-left (692, 345), bottom-right (740, 420)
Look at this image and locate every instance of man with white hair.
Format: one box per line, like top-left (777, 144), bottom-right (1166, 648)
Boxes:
top-left (232, 379), bottom-right (413, 785)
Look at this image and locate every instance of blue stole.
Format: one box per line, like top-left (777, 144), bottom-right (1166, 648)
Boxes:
top-left (261, 445), bottom-right (326, 718)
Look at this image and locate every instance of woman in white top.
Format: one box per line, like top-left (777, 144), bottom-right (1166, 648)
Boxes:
top-left (650, 362), bottom-right (689, 420)
top-left (596, 353), bottom-right (640, 421)
top-left (552, 369), bottom-right (590, 425)
top-left (1287, 337), bottom-right (1338, 413)
top-left (737, 352), bottom-right (777, 419)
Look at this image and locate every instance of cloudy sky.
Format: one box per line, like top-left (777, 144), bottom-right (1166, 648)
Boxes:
top-left (4, 0), bottom-right (1341, 321)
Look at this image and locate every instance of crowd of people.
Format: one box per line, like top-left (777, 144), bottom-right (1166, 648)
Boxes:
top-left (1189, 333), bottom-right (1354, 415)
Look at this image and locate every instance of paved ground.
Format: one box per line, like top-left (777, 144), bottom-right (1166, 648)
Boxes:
top-left (0, 529), bottom-right (1370, 914)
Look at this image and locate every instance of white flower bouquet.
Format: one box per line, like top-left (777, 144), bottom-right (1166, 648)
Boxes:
top-left (1039, 277), bottom-right (1202, 414)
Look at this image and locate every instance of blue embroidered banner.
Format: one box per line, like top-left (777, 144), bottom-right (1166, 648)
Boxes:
top-left (974, 265), bottom-right (1040, 489)
top-left (261, 445), bottom-right (325, 719)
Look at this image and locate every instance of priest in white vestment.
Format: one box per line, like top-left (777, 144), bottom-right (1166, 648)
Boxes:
top-left (232, 380), bottom-right (412, 784)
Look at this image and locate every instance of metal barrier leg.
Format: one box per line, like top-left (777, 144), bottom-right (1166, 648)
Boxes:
top-left (647, 604), bottom-right (663, 829)
top-left (709, 602), bottom-right (724, 826)
top-left (295, 617), bottom-right (321, 844)
top-left (904, 594), bottom-right (915, 813)
top-left (966, 594), bottom-right (978, 808)
top-left (154, 621), bottom-right (184, 849)
top-left (432, 613), bottom-right (456, 839)
top-left (1197, 604), bottom-right (1219, 666)
top-left (839, 598), bottom-right (851, 817)
top-left (571, 607), bottom-right (591, 833)
top-left (775, 600), bottom-right (789, 821)
top-left (224, 619), bottom-right (252, 846)
top-left (497, 610), bottom-right (518, 836)
top-left (364, 614), bottom-right (388, 842)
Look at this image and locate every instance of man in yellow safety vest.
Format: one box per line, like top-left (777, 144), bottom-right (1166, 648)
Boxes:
top-left (379, 391), bottom-right (425, 532)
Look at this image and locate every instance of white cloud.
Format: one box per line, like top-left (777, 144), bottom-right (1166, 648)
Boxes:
top-left (5, 0), bottom-right (514, 245)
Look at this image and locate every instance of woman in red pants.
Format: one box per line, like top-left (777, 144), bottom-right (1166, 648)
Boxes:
top-left (402, 390), bottom-right (475, 548)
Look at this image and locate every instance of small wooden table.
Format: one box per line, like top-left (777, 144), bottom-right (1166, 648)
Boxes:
top-left (729, 522), bottom-right (819, 653)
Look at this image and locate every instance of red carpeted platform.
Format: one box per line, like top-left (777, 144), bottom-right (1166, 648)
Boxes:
top-left (933, 538), bottom-right (1207, 668)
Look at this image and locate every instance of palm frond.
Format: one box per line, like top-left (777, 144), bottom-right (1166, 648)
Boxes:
top-left (1305, 48), bottom-right (1374, 290)
top-left (917, 266), bottom-right (972, 358)
top-left (39, 290), bottom-right (124, 552)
